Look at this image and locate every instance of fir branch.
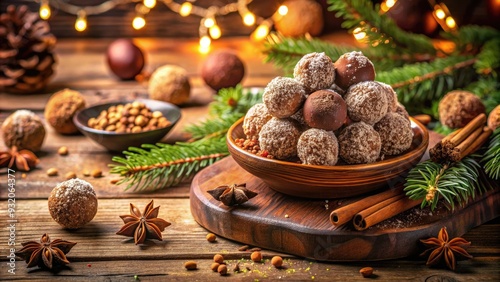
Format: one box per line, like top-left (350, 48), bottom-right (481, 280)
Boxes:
top-left (443, 25), bottom-right (500, 53)
top-left (474, 38), bottom-right (500, 76)
top-left (482, 129), bottom-right (500, 180)
top-left (465, 77), bottom-right (500, 114)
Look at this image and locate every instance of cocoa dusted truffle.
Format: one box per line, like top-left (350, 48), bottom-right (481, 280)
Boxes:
top-left (344, 81), bottom-right (388, 125)
top-left (438, 90), bottom-right (485, 129)
top-left (374, 113), bottom-right (413, 156)
top-left (263, 77), bottom-right (306, 118)
top-left (201, 50), bottom-right (245, 91)
top-left (377, 82), bottom-right (398, 112)
top-left (243, 103), bottom-right (273, 140)
top-left (395, 102), bottom-right (410, 121)
top-left (2, 110), bottom-right (45, 152)
top-left (259, 117), bottom-right (301, 160)
top-left (148, 65), bottom-right (191, 105)
top-left (297, 128), bottom-right (338, 166)
top-left (338, 122), bottom-right (381, 164)
top-left (290, 107), bottom-right (309, 129)
top-left (303, 89), bottom-right (347, 131)
top-left (44, 88), bottom-right (86, 134)
top-left (48, 178), bottom-right (98, 229)
top-left (488, 105), bottom-right (500, 130)
top-left (293, 52), bottom-right (335, 93)
top-left (334, 51), bottom-right (375, 90)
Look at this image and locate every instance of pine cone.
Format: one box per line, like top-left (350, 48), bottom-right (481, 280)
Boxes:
top-left (0, 5), bottom-right (56, 94)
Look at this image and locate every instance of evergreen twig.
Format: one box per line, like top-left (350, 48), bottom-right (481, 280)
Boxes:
top-left (482, 129), bottom-right (500, 180)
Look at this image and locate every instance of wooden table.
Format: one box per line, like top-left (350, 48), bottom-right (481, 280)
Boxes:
top-left (1, 37), bottom-right (499, 281)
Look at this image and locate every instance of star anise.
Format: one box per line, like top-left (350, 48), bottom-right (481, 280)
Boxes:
top-left (420, 227), bottom-right (473, 270)
top-left (15, 233), bottom-right (77, 269)
top-left (0, 146), bottom-right (39, 171)
top-left (116, 200), bottom-right (171, 245)
top-left (207, 183), bottom-right (258, 206)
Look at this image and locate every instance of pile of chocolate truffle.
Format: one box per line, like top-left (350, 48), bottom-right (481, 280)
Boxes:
top-left (242, 51), bottom-right (413, 166)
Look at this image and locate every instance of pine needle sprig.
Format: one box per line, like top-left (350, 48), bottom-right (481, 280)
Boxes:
top-left (482, 128), bottom-right (500, 180)
top-left (443, 25), bottom-right (500, 54)
top-left (465, 77), bottom-right (500, 114)
top-left (474, 38), bottom-right (500, 76)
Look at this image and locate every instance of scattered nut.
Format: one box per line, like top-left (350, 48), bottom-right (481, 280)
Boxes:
top-left (250, 251), bottom-right (262, 262)
top-left (210, 262), bottom-right (220, 272)
top-left (233, 262), bottom-right (240, 273)
top-left (21, 173), bottom-right (27, 179)
top-left (359, 267), bottom-right (374, 278)
top-left (91, 169), bottom-right (102, 178)
top-left (206, 233), bottom-right (217, 242)
top-left (83, 170), bottom-right (90, 177)
top-left (184, 261), bottom-right (197, 270)
top-left (249, 247), bottom-right (261, 252)
top-left (271, 256), bottom-right (283, 268)
top-left (47, 168), bottom-right (58, 176)
top-left (58, 146), bottom-right (69, 155)
top-left (65, 171), bottom-right (77, 180)
top-left (213, 254), bottom-right (224, 264)
top-left (217, 264), bottom-right (228, 276)
top-left (110, 178), bottom-right (120, 184)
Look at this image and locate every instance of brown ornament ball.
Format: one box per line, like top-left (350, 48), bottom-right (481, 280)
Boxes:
top-left (44, 88), bottom-right (86, 134)
top-left (148, 65), bottom-right (191, 105)
top-left (106, 39), bottom-right (145, 80)
top-left (297, 128), bottom-right (339, 166)
top-left (338, 122), bottom-right (381, 164)
top-left (334, 51), bottom-right (375, 90)
top-left (2, 110), bottom-right (45, 152)
top-left (438, 90), bottom-right (486, 129)
top-left (293, 52), bottom-right (335, 93)
top-left (201, 51), bottom-right (245, 91)
top-left (48, 178), bottom-right (98, 229)
top-left (344, 81), bottom-right (388, 125)
top-left (303, 89), bottom-right (347, 131)
top-left (488, 105), bottom-right (500, 130)
top-left (259, 117), bottom-right (301, 160)
top-left (243, 103), bottom-right (273, 140)
top-left (263, 76), bottom-right (306, 118)
top-left (273, 0), bottom-right (324, 37)
top-left (374, 113), bottom-right (413, 156)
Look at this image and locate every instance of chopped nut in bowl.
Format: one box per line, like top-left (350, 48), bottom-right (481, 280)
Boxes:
top-left (73, 99), bottom-right (181, 152)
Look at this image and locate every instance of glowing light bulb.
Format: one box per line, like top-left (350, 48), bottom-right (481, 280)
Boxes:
top-left (386, 0), bottom-right (396, 8)
top-left (252, 24), bottom-right (270, 41)
top-left (143, 0), bottom-right (156, 9)
top-left (133, 15), bottom-right (146, 30)
top-left (353, 27), bottom-right (366, 41)
top-left (209, 25), bottom-right (221, 39)
top-left (75, 11), bottom-right (87, 32)
top-left (180, 2), bottom-right (193, 17)
top-left (39, 1), bottom-right (51, 20)
top-left (199, 35), bottom-right (211, 54)
top-left (278, 5), bottom-right (288, 16)
top-left (243, 12), bottom-right (255, 26)
top-left (445, 16), bottom-right (456, 28)
top-left (204, 17), bottom-right (215, 28)
top-left (435, 9), bottom-right (446, 19)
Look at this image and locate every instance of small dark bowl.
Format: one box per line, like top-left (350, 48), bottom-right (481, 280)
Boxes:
top-left (74, 99), bottom-right (181, 152)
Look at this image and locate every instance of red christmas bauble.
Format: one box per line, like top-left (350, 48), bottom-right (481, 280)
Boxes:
top-left (106, 39), bottom-right (145, 80)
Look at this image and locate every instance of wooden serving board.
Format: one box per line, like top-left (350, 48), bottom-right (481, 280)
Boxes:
top-left (190, 156), bottom-right (499, 261)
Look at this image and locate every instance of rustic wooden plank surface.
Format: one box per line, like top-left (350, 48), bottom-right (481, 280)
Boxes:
top-left (0, 36), bottom-right (499, 280)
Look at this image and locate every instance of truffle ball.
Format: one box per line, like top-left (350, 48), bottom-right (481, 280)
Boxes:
top-left (44, 88), bottom-right (86, 134)
top-left (259, 118), bottom-right (301, 160)
top-left (374, 113), bottom-right (413, 156)
top-left (487, 105), bottom-right (500, 130)
top-left (201, 51), bottom-right (245, 91)
top-left (2, 110), bottom-right (45, 152)
top-left (334, 51), bottom-right (375, 90)
top-left (395, 102), bottom-right (410, 121)
top-left (297, 128), bottom-right (339, 166)
top-left (338, 122), bottom-right (381, 164)
top-left (329, 83), bottom-right (345, 97)
top-left (377, 82), bottom-right (398, 112)
top-left (243, 103), bottom-right (273, 140)
top-left (263, 77), bottom-right (306, 118)
top-left (273, 0), bottom-right (324, 37)
top-left (438, 90), bottom-right (485, 129)
top-left (106, 39), bottom-right (145, 80)
top-left (293, 52), bottom-right (335, 93)
top-left (303, 89), bottom-right (347, 131)
top-left (48, 178), bottom-right (98, 229)
top-left (149, 65), bottom-right (191, 105)
top-left (344, 81), bottom-right (388, 125)
top-left (290, 107), bottom-right (309, 129)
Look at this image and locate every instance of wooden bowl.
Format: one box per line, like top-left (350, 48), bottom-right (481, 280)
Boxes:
top-left (227, 117), bottom-right (429, 199)
top-left (74, 99), bottom-right (181, 152)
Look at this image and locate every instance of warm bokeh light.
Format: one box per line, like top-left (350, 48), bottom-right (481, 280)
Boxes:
top-left (143, 0), bottom-right (156, 9)
top-left (445, 16), bottom-right (456, 29)
top-left (75, 13), bottom-right (87, 32)
top-left (252, 24), bottom-right (270, 41)
top-left (39, 1), bottom-right (51, 20)
top-left (243, 12), bottom-right (255, 26)
top-left (380, 0), bottom-right (396, 13)
top-left (180, 2), bottom-right (193, 17)
top-left (353, 27), bottom-right (366, 41)
top-left (435, 9), bottom-right (445, 19)
top-left (199, 35), bottom-right (211, 54)
top-left (132, 15), bottom-right (146, 30)
top-left (209, 25), bottom-right (221, 39)
top-left (204, 17), bottom-right (215, 28)
top-left (278, 5), bottom-right (288, 16)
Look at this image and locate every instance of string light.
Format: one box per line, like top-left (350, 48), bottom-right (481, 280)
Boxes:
top-left (179, 2), bottom-right (193, 17)
top-left (199, 35), bottom-right (211, 54)
top-left (39, 0), bottom-right (51, 20)
top-left (278, 5), bottom-right (288, 16)
top-left (353, 27), bottom-right (366, 41)
top-left (243, 12), bottom-right (256, 26)
top-left (445, 16), bottom-right (456, 29)
top-left (435, 9), bottom-right (445, 19)
top-left (75, 10), bottom-right (87, 32)
top-left (204, 17), bottom-right (215, 28)
top-left (252, 21), bottom-right (271, 41)
top-left (209, 25), bottom-right (221, 39)
top-left (380, 0), bottom-right (397, 13)
top-left (432, 3), bottom-right (457, 31)
top-left (143, 0), bottom-right (156, 9)
top-left (132, 15), bottom-right (146, 30)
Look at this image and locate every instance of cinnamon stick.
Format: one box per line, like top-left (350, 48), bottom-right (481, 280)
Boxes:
top-left (448, 113), bottom-right (486, 146)
top-left (460, 126), bottom-right (492, 157)
top-left (353, 197), bottom-right (421, 231)
top-left (352, 194), bottom-right (406, 227)
top-left (329, 187), bottom-right (403, 226)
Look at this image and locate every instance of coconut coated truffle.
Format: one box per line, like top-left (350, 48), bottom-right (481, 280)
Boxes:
top-left (377, 82), bottom-right (398, 112)
top-left (338, 122), bottom-right (381, 164)
top-left (263, 77), bottom-right (306, 118)
top-left (488, 105), bottom-right (500, 130)
top-left (243, 103), bottom-right (273, 140)
top-left (259, 118), bottom-right (301, 160)
top-left (334, 51), bottom-right (375, 90)
top-left (374, 113), bottom-right (413, 155)
top-left (293, 52), bottom-right (335, 93)
top-left (2, 110), bottom-right (46, 152)
top-left (344, 81), bottom-right (388, 125)
top-left (297, 128), bottom-right (338, 166)
top-left (303, 89), bottom-right (347, 131)
top-left (438, 90), bottom-right (486, 129)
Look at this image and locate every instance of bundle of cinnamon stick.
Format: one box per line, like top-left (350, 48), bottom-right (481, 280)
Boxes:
top-left (330, 187), bottom-right (420, 231)
top-left (430, 113), bottom-right (492, 164)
